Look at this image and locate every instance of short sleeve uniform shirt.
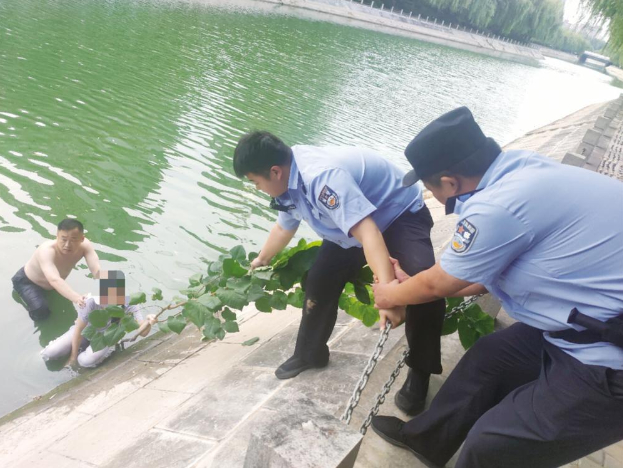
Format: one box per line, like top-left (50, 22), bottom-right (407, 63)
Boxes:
top-left (275, 145), bottom-right (423, 248)
top-left (441, 150), bottom-right (623, 369)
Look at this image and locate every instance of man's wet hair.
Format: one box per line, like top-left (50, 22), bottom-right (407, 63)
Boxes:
top-left (233, 131), bottom-right (292, 178)
top-left (57, 218), bottom-right (84, 233)
top-left (100, 270), bottom-right (125, 297)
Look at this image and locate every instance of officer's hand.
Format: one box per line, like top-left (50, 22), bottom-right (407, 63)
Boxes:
top-left (389, 257), bottom-right (411, 284)
top-left (379, 306), bottom-right (406, 330)
top-left (146, 314), bottom-right (158, 326)
top-left (250, 257), bottom-right (269, 271)
top-left (372, 279), bottom-right (400, 309)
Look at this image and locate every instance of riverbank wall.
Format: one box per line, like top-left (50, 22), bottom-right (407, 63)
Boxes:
top-left (1, 97), bottom-right (622, 468)
top-left (260, 0), bottom-right (543, 66)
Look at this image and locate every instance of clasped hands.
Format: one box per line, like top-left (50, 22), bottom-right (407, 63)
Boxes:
top-left (374, 257), bottom-right (410, 330)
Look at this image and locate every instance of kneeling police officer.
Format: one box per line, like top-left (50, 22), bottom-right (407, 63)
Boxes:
top-left (233, 131), bottom-right (446, 415)
top-left (371, 107), bottom-right (623, 468)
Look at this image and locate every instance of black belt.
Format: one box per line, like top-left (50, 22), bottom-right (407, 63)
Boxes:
top-left (549, 308), bottom-right (623, 348)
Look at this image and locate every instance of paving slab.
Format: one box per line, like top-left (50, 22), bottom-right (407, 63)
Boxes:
top-left (264, 351), bottom-right (369, 416)
top-left (51, 388), bottom-right (191, 466)
top-left (12, 450), bottom-right (97, 468)
top-left (101, 429), bottom-right (216, 468)
top-left (220, 306), bottom-right (299, 345)
top-left (0, 405), bottom-right (94, 466)
top-left (331, 320), bottom-right (403, 358)
top-left (146, 341), bottom-right (256, 394)
top-left (243, 406), bottom-right (362, 468)
top-left (157, 366), bottom-right (283, 440)
top-left (56, 359), bottom-right (175, 416)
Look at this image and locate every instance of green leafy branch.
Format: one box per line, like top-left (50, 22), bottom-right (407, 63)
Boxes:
top-left (82, 240), bottom-right (494, 352)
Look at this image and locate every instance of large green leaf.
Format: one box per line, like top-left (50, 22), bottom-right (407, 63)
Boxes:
top-left (277, 267), bottom-right (299, 289)
top-left (167, 315), bottom-right (187, 334)
top-left (203, 315), bottom-right (223, 340)
top-left (226, 276), bottom-right (252, 293)
top-left (208, 261), bottom-right (223, 276)
top-left (223, 321), bottom-right (239, 333)
top-left (215, 288), bottom-right (248, 310)
top-left (458, 319), bottom-right (480, 350)
top-left (441, 313), bottom-right (459, 335)
top-left (353, 281), bottom-right (371, 305)
top-left (89, 309), bottom-right (110, 328)
top-left (158, 321), bottom-right (171, 333)
top-left (270, 291), bottom-right (288, 310)
top-left (128, 292), bottom-right (145, 306)
top-left (82, 324), bottom-right (97, 340)
top-left (247, 284), bottom-right (266, 302)
top-left (221, 307), bottom-right (237, 321)
top-left (89, 331), bottom-right (108, 352)
top-left (445, 297), bottom-right (464, 313)
top-left (252, 269), bottom-right (273, 281)
top-left (189, 273), bottom-right (203, 286)
top-left (106, 306), bottom-right (126, 318)
top-left (222, 258), bottom-right (248, 278)
top-left (183, 301), bottom-right (208, 328)
top-left (229, 245), bottom-right (246, 263)
top-left (121, 315), bottom-right (139, 332)
top-left (287, 288), bottom-right (305, 308)
top-left (197, 294), bottom-right (223, 312)
top-left (151, 288), bottom-right (163, 301)
top-left (104, 322), bottom-right (126, 346)
top-left (255, 295), bottom-right (273, 313)
top-left (356, 266), bottom-right (374, 284)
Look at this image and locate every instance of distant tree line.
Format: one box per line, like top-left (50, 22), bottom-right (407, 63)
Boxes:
top-left (585, 0), bottom-right (623, 65)
top-left (382, 0), bottom-right (592, 55)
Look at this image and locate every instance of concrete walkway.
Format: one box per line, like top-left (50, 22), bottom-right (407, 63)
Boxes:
top-left (1, 97), bottom-right (622, 468)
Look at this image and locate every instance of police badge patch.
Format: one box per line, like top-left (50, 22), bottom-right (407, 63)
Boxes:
top-left (318, 185), bottom-right (340, 210)
top-left (451, 219), bottom-right (478, 253)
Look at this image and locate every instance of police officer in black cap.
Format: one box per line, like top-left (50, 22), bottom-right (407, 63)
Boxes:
top-left (370, 107), bottom-right (623, 468)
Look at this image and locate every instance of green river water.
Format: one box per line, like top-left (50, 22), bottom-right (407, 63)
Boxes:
top-left (0, 0), bottom-right (620, 417)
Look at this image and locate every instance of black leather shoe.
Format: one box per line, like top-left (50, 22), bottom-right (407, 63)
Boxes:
top-left (371, 416), bottom-right (440, 467)
top-left (274, 356), bottom-right (327, 380)
top-left (394, 369), bottom-right (430, 415)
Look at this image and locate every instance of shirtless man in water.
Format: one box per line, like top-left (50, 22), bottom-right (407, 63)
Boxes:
top-left (12, 218), bottom-right (101, 321)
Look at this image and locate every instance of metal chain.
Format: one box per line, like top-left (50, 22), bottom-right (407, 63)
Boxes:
top-left (359, 348), bottom-right (409, 434)
top-left (342, 294), bottom-right (484, 430)
top-left (341, 322), bottom-right (393, 424)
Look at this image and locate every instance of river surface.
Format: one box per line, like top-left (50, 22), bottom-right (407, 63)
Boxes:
top-left (0, 0), bottom-right (620, 417)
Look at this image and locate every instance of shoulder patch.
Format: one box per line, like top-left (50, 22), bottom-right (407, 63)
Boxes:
top-left (451, 219), bottom-right (478, 254)
top-left (318, 185), bottom-right (340, 210)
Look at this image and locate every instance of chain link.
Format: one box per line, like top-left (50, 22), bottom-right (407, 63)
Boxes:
top-left (341, 295), bottom-right (484, 431)
top-left (341, 322), bottom-right (393, 424)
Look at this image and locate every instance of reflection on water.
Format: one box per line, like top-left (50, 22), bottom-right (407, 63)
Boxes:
top-left (0, 0), bottom-right (620, 416)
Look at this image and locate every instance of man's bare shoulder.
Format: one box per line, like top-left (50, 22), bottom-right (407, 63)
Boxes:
top-left (34, 240), bottom-right (57, 259)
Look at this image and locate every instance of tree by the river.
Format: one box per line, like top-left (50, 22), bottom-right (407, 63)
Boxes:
top-left (384, 0), bottom-right (591, 55)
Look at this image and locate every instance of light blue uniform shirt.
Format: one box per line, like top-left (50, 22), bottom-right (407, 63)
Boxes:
top-left (276, 145), bottom-right (423, 248)
top-left (441, 150), bottom-right (623, 369)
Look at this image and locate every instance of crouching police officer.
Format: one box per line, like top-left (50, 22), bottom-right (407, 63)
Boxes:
top-left (371, 106), bottom-right (623, 468)
top-left (233, 131), bottom-right (446, 415)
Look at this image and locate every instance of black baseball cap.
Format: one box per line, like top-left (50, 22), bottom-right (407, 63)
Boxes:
top-left (403, 107), bottom-right (501, 186)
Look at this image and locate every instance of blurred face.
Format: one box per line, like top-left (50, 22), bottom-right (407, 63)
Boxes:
top-left (246, 166), bottom-right (288, 198)
top-left (100, 287), bottom-right (125, 306)
top-left (56, 228), bottom-right (84, 254)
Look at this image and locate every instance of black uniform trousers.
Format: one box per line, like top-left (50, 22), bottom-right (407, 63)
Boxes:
top-left (293, 205), bottom-right (447, 374)
top-left (401, 322), bottom-right (623, 468)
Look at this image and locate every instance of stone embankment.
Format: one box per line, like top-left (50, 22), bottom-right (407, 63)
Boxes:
top-left (261, 0), bottom-right (543, 66)
top-left (1, 96), bottom-right (622, 468)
